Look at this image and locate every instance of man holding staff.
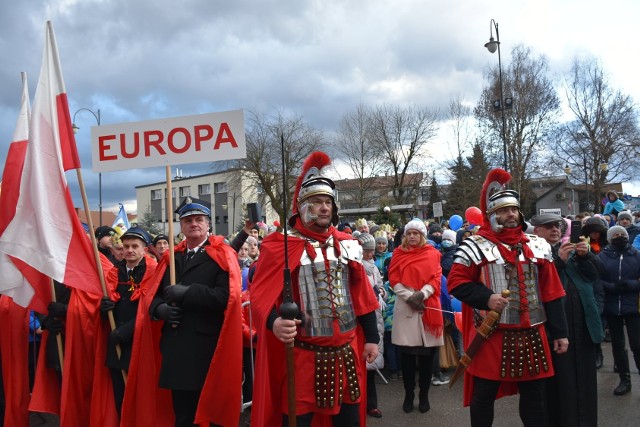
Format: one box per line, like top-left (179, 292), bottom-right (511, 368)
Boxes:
top-left (150, 197), bottom-right (242, 427)
top-left (250, 152), bottom-right (379, 426)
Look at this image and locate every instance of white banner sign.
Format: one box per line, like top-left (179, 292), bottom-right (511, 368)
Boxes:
top-left (91, 110), bottom-right (246, 172)
top-left (433, 201), bottom-right (443, 218)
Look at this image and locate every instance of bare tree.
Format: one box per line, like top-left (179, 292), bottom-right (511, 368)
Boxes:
top-left (334, 104), bottom-right (387, 208)
top-left (475, 44), bottom-right (561, 210)
top-left (555, 57), bottom-right (640, 211)
top-left (236, 109), bottom-right (325, 223)
top-left (369, 104), bottom-right (439, 204)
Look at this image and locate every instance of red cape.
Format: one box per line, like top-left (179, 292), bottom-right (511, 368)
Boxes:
top-left (152, 235), bottom-right (243, 427)
top-left (250, 231), bottom-right (378, 427)
top-left (0, 296), bottom-right (30, 427)
top-left (117, 254), bottom-right (175, 427)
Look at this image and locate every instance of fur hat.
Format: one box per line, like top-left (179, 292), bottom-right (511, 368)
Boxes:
top-left (404, 218), bottom-right (427, 238)
top-left (582, 216), bottom-right (608, 236)
top-left (357, 233), bottom-right (376, 250)
top-left (607, 225), bottom-right (629, 244)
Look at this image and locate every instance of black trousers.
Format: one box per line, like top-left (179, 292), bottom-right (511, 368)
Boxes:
top-left (282, 403), bottom-right (360, 427)
top-left (172, 389), bottom-right (222, 427)
top-left (110, 368), bottom-right (126, 417)
top-left (366, 370), bottom-right (378, 410)
top-left (607, 314), bottom-right (640, 375)
top-left (400, 348), bottom-right (435, 392)
top-left (470, 376), bottom-right (545, 427)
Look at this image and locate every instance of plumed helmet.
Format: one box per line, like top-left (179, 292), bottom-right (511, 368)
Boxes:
top-left (357, 232), bottom-right (376, 250)
top-left (480, 168), bottom-right (526, 233)
top-left (288, 152), bottom-right (338, 227)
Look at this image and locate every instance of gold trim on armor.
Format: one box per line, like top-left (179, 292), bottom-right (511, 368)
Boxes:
top-left (500, 329), bottom-right (549, 378)
top-left (295, 339), bottom-right (361, 408)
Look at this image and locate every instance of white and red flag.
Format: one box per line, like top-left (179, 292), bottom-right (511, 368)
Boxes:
top-left (0, 21), bottom-right (102, 304)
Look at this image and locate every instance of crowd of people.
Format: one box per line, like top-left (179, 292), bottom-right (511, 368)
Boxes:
top-left (1, 152), bottom-right (639, 427)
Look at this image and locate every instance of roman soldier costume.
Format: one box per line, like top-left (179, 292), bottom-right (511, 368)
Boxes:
top-left (250, 152), bottom-right (379, 426)
top-left (448, 169), bottom-right (567, 422)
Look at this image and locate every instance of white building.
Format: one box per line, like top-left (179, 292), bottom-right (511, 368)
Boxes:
top-left (135, 168), bottom-right (276, 237)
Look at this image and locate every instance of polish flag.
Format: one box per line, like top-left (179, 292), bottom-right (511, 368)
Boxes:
top-left (0, 73), bottom-right (52, 313)
top-left (0, 22), bottom-right (102, 302)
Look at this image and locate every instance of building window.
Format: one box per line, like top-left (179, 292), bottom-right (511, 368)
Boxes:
top-left (214, 182), bottom-right (228, 193)
top-left (151, 189), bottom-right (162, 200)
top-left (223, 215), bottom-right (228, 224)
top-left (215, 216), bottom-right (220, 224)
top-left (180, 186), bottom-right (191, 197)
top-left (199, 184), bottom-right (210, 195)
top-left (165, 188), bottom-right (176, 198)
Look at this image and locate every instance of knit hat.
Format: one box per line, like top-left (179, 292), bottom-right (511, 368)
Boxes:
top-left (357, 233), bottom-right (376, 250)
top-left (95, 226), bottom-right (116, 240)
top-left (405, 219), bottom-right (427, 238)
top-left (442, 229), bottom-right (457, 243)
top-left (375, 235), bottom-right (388, 245)
top-left (607, 225), bottom-right (629, 244)
top-left (617, 211), bottom-right (633, 222)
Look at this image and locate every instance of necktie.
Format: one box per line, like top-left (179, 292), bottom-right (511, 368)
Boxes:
top-left (186, 250), bottom-right (195, 262)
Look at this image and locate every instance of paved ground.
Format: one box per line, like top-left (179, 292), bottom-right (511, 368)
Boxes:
top-left (29, 342), bottom-right (640, 426)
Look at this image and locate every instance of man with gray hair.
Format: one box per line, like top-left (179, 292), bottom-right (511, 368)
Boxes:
top-left (531, 214), bottom-right (603, 426)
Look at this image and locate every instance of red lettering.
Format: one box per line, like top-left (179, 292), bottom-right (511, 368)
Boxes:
top-left (144, 130), bottom-right (166, 157)
top-left (120, 133), bottom-right (140, 159)
top-left (194, 125), bottom-right (213, 151)
top-left (213, 122), bottom-right (238, 149)
top-left (99, 135), bottom-right (118, 161)
top-left (167, 127), bottom-right (191, 154)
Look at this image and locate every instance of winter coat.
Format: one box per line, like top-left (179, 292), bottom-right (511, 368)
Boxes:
top-left (363, 259), bottom-right (385, 370)
top-left (597, 244), bottom-right (640, 317)
top-left (391, 282), bottom-right (444, 348)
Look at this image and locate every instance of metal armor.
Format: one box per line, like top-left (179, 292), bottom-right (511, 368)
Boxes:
top-left (453, 234), bottom-right (553, 326)
top-left (296, 234), bottom-right (362, 336)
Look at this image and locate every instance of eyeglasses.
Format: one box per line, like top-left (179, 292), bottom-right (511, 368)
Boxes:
top-left (541, 223), bottom-right (562, 230)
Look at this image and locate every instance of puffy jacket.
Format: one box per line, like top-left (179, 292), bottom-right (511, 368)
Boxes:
top-left (597, 244), bottom-right (640, 316)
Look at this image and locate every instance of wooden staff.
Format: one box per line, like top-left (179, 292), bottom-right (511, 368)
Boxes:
top-left (279, 134), bottom-right (299, 427)
top-left (165, 166), bottom-right (179, 329)
top-left (76, 169), bottom-right (127, 383)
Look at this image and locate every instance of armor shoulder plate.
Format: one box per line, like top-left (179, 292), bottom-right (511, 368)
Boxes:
top-left (454, 235), bottom-right (489, 266)
top-left (526, 234), bottom-right (553, 261)
top-left (338, 238), bottom-right (363, 263)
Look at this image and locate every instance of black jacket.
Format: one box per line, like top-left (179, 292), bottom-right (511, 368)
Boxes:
top-left (150, 240), bottom-right (230, 390)
top-left (597, 244), bottom-right (640, 317)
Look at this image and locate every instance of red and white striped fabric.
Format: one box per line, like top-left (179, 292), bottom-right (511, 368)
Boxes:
top-left (0, 22), bottom-right (102, 306)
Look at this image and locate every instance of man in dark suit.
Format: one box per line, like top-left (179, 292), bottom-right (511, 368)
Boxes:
top-left (150, 197), bottom-right (242, 427)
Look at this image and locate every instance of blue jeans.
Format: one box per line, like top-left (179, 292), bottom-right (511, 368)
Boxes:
top-left (383, 330), bottom-right (401, 372)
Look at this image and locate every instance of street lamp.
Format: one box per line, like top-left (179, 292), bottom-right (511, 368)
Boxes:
top-left (484, 19), bottom-right (512, 171)
top-left (564, 165), bottom-right (576, 215)
top-left (72, 108), bottom-right (102, 225)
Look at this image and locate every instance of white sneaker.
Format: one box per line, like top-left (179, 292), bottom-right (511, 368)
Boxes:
top-left (431, 373), bottom-right (450, 386)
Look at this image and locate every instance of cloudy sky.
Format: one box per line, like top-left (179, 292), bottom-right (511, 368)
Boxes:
top-left (1, 0), bottom-right (639, 216)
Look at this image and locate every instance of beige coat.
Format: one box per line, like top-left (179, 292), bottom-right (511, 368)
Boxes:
top-left (391, 283), bottom-right (444, 348)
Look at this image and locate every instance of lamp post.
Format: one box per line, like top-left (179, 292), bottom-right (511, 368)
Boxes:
top-left (72, 108), bottom-right (102, 225)
top-left (484, 19), bottom-right (512, 171)
top-left (564, 165), bottom-right (576, 215)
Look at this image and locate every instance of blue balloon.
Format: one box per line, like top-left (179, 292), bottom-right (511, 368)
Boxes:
top-left (449, 214), bottom-right (463, 231)
top-left (451, 297), bottom-right (462, 312)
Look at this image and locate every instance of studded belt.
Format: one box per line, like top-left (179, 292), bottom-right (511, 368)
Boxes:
top-left (295, 339), bottom-right (360, 408)
top-left (500, 329), bottom-right (549, 378)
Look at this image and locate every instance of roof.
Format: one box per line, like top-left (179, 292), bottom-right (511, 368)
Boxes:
top-left (334, 173), bottom-right (424, 191)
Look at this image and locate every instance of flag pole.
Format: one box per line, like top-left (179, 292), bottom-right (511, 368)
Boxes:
top-left (76, 169), bottom-right (127, 383)
top-left (165, 166), bottom-right (176, 285)
top-left (49, 278), bottom-right (64, 376)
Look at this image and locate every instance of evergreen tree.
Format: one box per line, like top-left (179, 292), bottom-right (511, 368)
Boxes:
top-left (137, 205), bottom-right (163, 236)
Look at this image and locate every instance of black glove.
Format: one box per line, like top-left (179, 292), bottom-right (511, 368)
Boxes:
top-left (406, 291), bottom-right (426, 311)
top-left (109, 328), bottom-right (123, 346)
top-left (47, 301), bottom-right (67, 318)
top-left (100, 297), bottom-right (116, 313)
top-left (42, 316), bottom-right (64, 334)
top-left (163, 284), bottom-right (189, 304)
top-left (155, 303), bottom-right (182, 325)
